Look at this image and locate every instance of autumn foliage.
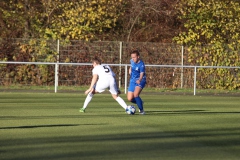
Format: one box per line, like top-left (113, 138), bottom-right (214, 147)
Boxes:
top-left (0, 0), bottom-right (239, 90)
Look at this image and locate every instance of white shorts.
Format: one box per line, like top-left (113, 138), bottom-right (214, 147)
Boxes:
top-left (95, 77), bottom-right (118, 95)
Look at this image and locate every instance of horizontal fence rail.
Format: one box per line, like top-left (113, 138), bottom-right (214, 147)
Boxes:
top-left (1, 61), bottom-right (239, 95)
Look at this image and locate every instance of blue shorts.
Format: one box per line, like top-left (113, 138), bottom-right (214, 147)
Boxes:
top-left (128, 80), bottom-right (146, 92)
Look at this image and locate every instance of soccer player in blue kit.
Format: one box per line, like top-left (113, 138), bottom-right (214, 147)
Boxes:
top-left (127, 50), bottom-right (146, 115)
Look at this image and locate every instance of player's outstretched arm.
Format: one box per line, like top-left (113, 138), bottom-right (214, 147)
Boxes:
top-left (85, 74), bottom-right (98, 95)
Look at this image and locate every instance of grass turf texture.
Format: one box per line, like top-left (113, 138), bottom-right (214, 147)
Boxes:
top-left (0, 92), bottom-right (240, 160)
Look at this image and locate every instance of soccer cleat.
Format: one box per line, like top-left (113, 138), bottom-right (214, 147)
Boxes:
top-left (79, 108), bottom-right (85, 113)
top-left (139, 110), bottom-right (145, 115)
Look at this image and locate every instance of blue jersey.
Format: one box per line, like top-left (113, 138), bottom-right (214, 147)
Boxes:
top-left (130, 59), bottom-right (146, 83)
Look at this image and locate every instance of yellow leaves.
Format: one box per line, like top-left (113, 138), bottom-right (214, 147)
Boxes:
top-left (175, 0), bottom-right (240, 46)
top-left (91, 0), bottom-right (97, 4)
top-left (86, 7), bottom-right (93, 12)
top-left (175, 0), bottom-right (240, 90)
top-left (65, 58), bottom-right (70, 63)
top-left (48, 0), bottom-right (124, 41)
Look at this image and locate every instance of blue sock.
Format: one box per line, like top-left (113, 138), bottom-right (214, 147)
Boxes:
top-left (131, 98), bottom-right (143, 104)
top-left (134, 97), bottom-right (143, 111)
top-left (131, 99), bottom-right (136, 104)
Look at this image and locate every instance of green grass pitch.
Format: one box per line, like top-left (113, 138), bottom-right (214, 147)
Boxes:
top-left (0, 92), bottom-right (240, 160)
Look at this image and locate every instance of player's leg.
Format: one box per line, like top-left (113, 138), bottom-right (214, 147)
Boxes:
top-left (111, 94), bottom-right (128, 110)
top-left (133, 86), bottom-right (144, 113)
top-left (80, 89), bottom-right (96, 112)
top-left (129, 95), bottom-right (143, 104)
top-left (127, 81), bottom-right (135, 103)
top-left (80, 80), bottom-right (106, 113)
top-left (109, 79), bottom-right (128, 110)
top-left (113, 76), bottom-right (121, 94)
top-left (133, 80), bottom-right (146, 114)
top-left (127, 82), bottom-right (143, 105)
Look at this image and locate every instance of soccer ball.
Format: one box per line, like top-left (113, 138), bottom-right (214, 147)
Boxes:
top-left (126, 105), bottom-right (136, 115)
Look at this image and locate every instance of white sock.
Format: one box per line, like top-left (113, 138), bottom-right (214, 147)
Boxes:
top-left (83, 93), bottom-right (94, 109)
top-left (116, 97), bottom-right (127, 110)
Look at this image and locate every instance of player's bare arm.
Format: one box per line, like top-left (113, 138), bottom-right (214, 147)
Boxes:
top-left (129, 66), bottom-right (132, 75)
top-left (85, 74), bottom-right (98, 95)
top-left (136, 72), bottom-right (144, 84)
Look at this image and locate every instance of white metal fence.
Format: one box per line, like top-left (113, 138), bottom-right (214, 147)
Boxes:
top-left (1, 61), bottom-right (239, 95)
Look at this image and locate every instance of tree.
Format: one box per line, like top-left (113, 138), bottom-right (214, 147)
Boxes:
top-left (174, 0), bottom-right (240, 90)
top-left (0, 0), bottom-right (25, 38)
top-left (0, 0), bottom-right (126, 86)
top-left (43, 0), bottom-right (124, 41)
top-left (108, 0), bottom-right (181, 42)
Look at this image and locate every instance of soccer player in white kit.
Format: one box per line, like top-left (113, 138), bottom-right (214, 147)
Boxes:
top-left (79, 58), bottom-right (128, 113)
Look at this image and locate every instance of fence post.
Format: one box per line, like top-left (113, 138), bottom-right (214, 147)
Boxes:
top-left (181, 45), bottom-right (184, 88)
top-left (54, 63), bottom-right (58, 93)
top-left (119, 41), bottom-right (122, 89)
top-left (194, 66), bottom-right (197, 95)
top-left (125, 65), bottom-right (128, 94)
top-left (55, 39), bottom-right (60, 93)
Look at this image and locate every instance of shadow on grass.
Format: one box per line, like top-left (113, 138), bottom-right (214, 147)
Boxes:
top-left (147, 110), bottom-right (240, 114)
top-left (0, 123), bottom-right (106, 130)
top-left (0, 115), bottom-right (85, 120)
top-left (1, 127), bottom-right (240, 160)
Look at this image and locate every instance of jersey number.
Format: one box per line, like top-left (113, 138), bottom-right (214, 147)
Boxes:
top-left (103, 65), bottom-right (110, 73)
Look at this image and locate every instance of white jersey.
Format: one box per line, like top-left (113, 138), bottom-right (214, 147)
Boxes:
top-left (92, 65), bottom-right (115, 80)
top-left (92, 64), bottom-right (118, 94)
